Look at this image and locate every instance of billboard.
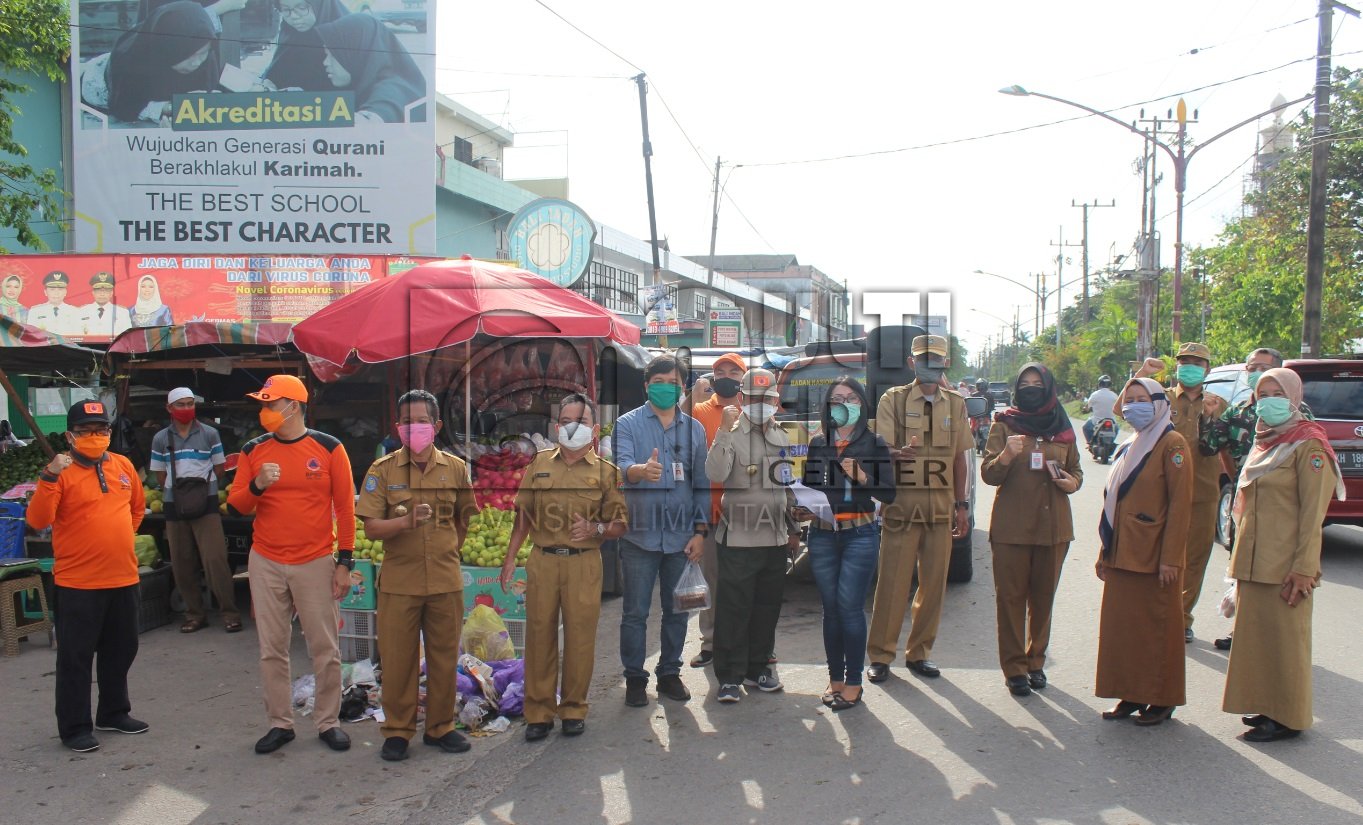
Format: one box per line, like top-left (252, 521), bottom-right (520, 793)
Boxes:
top-left (70, 0), bottom-right (437, 256)
top-left (709, 308), bottom-right (742, 347)
top-left (0, 253), bottom-right (427, 342)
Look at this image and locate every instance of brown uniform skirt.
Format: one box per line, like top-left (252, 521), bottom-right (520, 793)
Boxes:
top-left (1095, 567), bottom-right (1186, 707)
top-left (1222, 580), bottom-right (1314, 730)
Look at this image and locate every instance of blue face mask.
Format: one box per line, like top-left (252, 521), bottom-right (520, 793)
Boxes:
top-left (1255, 397), bottom-right (1294, 427)
top-left (1122, 401), bottom-right (1156, 431)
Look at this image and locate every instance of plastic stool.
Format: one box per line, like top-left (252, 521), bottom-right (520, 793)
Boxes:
top-left (1, 574), bottom-right (53, 656)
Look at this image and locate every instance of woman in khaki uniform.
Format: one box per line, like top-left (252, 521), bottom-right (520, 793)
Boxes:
top-left (981, 364), bottom-right (1082, 697)
top-left (1095, 377), bottom-right (1192, 726)
top-left (1223, 368), bottom-right (1343, 742)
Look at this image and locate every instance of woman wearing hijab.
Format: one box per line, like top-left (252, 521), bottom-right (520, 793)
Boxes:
top-left (128, 276), bottom-right (174, 327)
top-left (800, 377), bottom-right (896, 711)
top-left (1094, 377), bottom-right (1192, 726)
top-left (1, 275), bottom-right (28, 324)
top-left (980, 364), bottom-right (1082, 697)
top-left (1223, 368), bottom-right (1343, 742)
top-left (105, 2), bottom-right (222, 123)
top-left (262, 0), bottom-right (351, 91)
top-left (315, 14), bottom-right (425, 123)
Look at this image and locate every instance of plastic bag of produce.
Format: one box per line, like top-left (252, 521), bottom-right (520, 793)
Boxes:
top-left (672, 560), bottom-right (711, 613)
top-left (133, 535), bottom-right (160, 568)
top-left (462, 604), bottom-right (516, 662)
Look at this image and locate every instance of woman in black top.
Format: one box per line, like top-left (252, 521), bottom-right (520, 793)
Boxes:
top-left (800, 377), bottom-right (896, 711)
top-left (262, 0), bottom-right (350, 91)
top-left (315, 14), bottom-right (426, 123)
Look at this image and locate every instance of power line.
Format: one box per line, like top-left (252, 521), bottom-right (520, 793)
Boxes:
top-left (529, 0), bottom-right (642, 74)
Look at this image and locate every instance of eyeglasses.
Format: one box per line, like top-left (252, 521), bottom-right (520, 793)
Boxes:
top-left (829, 396), bottom-right (858, 404)
top-left (278, 3), bottom-right (313, 18)
top-left (73, 427), bottom-right (112, 437)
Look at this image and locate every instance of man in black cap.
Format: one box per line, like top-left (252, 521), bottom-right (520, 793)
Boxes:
top-left (80, 272), bottom-right (133, 337)
top-left (26, 400), bottom-right (148, 752)
top-left (28, 271), bottom-right (83, 336)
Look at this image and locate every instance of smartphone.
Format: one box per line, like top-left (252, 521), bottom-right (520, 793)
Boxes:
top-left (1045, 459), bottom-right (1064, 480)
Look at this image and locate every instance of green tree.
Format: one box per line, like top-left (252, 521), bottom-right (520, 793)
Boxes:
top-left (0, 0), bottom-right (70, 252)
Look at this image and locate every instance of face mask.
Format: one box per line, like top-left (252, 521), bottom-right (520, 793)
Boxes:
top-left (259, 403), bottom-right (295, 434)
top-left (1255, 397), bottom-right (1294, 427)
top-left (170, 407), bottom-right (196, 425)
top-left (1015, 385), bottom-right (1048, 412)
top-left (398, 423), bottom-right (436, 453)
top-left (71, 433), bottom-right (110, 459)
top-left (711, 377), bottom-right (741, 398)
top-left (745, 403), bottom-right (777, 422)
top-left (830, 402), bottom-right (862, 428)
top-left (1175, 364), bottom-right (1206, 387)
top-left (1246, 369), bottom-right (1264, 390)
top-left (914, 364), bottom-right (945, 385)
top-left (647, 383), bottom-right (682, 410)
top-left (1121, 402), bottom-right (1156, 431)
top-left (557, 422), bottom-right (594, 450)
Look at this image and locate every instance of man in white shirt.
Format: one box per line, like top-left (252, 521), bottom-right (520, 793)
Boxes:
top-left (1081, 375), bottom-right (1120, 445)
top-left (28, 271), bottom-right (85, 336)
top-left (80, 272), bottom-right (134, 338)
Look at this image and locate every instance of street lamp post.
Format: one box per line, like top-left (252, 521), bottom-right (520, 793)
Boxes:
top-left (999, 86), bottom-right (1310, 346)
top-left (973, 268), bottom-right (1085, 343)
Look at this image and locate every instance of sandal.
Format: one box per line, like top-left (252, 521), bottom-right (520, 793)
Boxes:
top-left (829, 688), bottom-right (864, 712)
top-left (821, 685), bottom-right (841, 707)
top-left (224, 621), bottom-right (244, 634)
top-left (180, 618), bottom-right (208, 634)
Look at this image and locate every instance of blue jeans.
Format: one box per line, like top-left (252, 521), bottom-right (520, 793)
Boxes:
top-left (807, 522), bottom-right (881, 686)
top-left (619, 541), bottom-right (690, 681)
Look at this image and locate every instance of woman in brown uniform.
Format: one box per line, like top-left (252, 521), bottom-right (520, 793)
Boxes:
top-left (1223, 368), bottom-right (1343, 742)
top-left (981, 363), bottom-right (1083, 697)
top-left (1095, 377), bottom-right (1192, 726)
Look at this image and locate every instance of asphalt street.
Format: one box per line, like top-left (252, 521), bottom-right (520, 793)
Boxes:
top-left (3, 418), bottom-right (1362, 824)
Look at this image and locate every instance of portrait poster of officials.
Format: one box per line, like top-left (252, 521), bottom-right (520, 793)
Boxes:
top-left (70, 0), bottom-right (437, 255)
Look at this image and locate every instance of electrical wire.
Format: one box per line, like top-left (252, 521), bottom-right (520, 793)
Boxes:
top-left (529, 0), bottom-right (642, 74)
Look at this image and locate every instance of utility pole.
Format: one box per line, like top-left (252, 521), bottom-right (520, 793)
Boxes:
top-left (1032, 272), bottom-right (1041, 339)
top-left (1050, 226), bottom-right (1082, 346)
top-left (1303, 0), bottom-right (1360, 356)
top-left (634, 73), bottom-right (665, 347)
top-left (1071, 199), bottom-right (1115, 322)
top-left (706, 155), bottom-right (721, 289)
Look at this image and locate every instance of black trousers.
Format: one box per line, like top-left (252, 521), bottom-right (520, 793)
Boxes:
top-left (54, 584), bottom-right (140, 741)
top-left (713, 544), bottom-right (787, 685)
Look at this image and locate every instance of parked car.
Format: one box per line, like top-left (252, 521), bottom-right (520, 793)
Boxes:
top-left (988, 381), bottom-right (1012, 408)
top-left (1203, 362), bottom-right (1255, 409)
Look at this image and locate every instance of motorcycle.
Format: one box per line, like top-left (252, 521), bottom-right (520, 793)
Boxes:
top-left (964, 395), bottom-right (991, 456)
top-left (1090, 418), bottom-right (1117, 464)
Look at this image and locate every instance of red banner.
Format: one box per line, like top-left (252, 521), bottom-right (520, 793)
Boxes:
top-left (0, 254), bottom-right (435, 342)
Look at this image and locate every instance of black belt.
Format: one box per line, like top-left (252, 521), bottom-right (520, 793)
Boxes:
top-left (539, 546), bottom-right (594, 556)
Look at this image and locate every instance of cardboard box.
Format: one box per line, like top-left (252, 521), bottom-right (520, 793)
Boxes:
top-left (462, 565), bottom-right (526, 621)
top-left (339, 559), bottom-right (376, 610)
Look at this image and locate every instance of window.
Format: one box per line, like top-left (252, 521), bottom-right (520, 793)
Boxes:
top-left (579, 261), bottom-right (640, 314)
top-left (695, 293), bottom-right (709, 319)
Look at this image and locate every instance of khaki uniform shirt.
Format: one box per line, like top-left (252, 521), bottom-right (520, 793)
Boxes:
top-left (980, 421), bottom-right (1084, 546)
top-left (705, 416), bottom-right (797, 548)
top-left (355, 447), bottom-right (477, 596)
top-left (1168, 385), bottom-right (1227, 503)
top-left (1105, 431), bottom-right (1193, 574)
top-left (514, 448), bottom-right (627, 549)
top-left (1229, 439), bottom-right (1336, 584)
top-left (873, 383), bottom-right (971, 525)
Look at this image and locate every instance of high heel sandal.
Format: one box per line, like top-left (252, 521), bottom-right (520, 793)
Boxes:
top-left (830, 688), bottom-right (863, 712)
top-left (1102, 700), bottom-right (1146, 720)
top-left (1135, 705), bottom-right (1175, 726)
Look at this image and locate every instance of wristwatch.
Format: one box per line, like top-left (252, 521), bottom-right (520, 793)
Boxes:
top-left (595, 521), bottom-right (606, 536)
top-left (954, 500), bottom-right (970, 510)
top-left (694, 527), bottom-right (709, 538)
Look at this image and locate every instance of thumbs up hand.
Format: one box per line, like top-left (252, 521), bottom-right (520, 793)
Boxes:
top-left (643, 447), bottom-right (664, 482)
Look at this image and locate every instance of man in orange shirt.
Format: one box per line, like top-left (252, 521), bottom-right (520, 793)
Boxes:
top-left (227, 375), bottom-right (357, 755)
top-left (27, 400), bottom-right (146, 753)
top-left (687, 352), bottom-right (747, 668)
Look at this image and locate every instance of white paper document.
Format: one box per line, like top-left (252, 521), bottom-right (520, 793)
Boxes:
top-left (789, 480), bottom-right (835, 526)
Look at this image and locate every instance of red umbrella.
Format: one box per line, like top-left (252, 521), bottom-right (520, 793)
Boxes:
top-left (290, 258), bottom-right (639, 365)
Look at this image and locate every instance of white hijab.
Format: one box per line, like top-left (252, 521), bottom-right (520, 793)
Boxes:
top-left (134, 276), bottom-right (163, 315)
top-left (1099, 377), bottom-right (1173, 558)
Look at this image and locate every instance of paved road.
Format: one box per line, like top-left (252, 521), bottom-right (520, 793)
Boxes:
top-left (3, 423), bottom-right (1361, 824)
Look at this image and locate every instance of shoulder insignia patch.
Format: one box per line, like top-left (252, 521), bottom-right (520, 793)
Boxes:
top-left (1170, 449), bottom-right (1185, 467)
top-left (1310, 454), bottom-right (1325, 473)
top-left (364, 475), bottom-right (379, 492)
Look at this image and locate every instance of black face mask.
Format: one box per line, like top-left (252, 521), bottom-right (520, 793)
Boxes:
top-left (712, 377), bottom-right (741, 398)
top-left (1015, 385), bottom-right (1048, 411)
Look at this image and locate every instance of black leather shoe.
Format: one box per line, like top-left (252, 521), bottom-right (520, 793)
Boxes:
top-left (1102, 701), bottom-right (1146, 720)
top-left (1215, 636), bottom-right (1233, 651)
top-left (524, 722), bottom-right (552, 742)
top-left (561, 719), bottom-right (585, 737)
top-left (1242, 713), bottom-right (1267, 727)
top-left (254, 727), bottom-right (295, 754)
top-left (423, 731), bottom-right (471, 754)
top-left (866, 663), bottom-right (890, 683)
top-left (624, 677), bottom-right (649, 707)
top-left (380, 737), bottom-right (409, 761)
top-left (1135, 705), bottom-right (1175, 726)
top-left (1028, 670), bottom-right (1048, 690)
top-left (1245, 718), bottom-right (1300, 742)
top-left (689, 650), bottom-right (713, 668)
top-left (906, 659), bottom-right (941, 678)
top-left (1007, 676), bottom-right (1032, 697)
top-left (319, 727), bottom-right (351, 751)
top-left (657, 675), bottom-right (691, 702)
top-left (95, 715), bottom-right (149, 735)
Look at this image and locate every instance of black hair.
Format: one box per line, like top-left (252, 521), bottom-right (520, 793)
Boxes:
top-left (1249, 347), bottom-right (1285, 367)
top-left (644, 354), bottom-right (685, 383)
top-left (558, 393), bottom-right (597, 424)
top-left (397, 389), bottom-right (440, 421)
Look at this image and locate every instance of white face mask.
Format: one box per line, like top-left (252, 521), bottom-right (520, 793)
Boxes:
top-left (557, 421), bottom-right (594, 450)
top-left (744, 403), bottom-right (777, 422)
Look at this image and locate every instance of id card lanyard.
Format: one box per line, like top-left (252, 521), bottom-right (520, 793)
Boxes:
top-left (1030, 437), bottom-right (1045, 471)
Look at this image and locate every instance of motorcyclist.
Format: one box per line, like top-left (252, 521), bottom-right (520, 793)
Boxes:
top-left (973, 379), bottom-right (995, 408)
top-left (1081, 375), bottom-right (1119, 445)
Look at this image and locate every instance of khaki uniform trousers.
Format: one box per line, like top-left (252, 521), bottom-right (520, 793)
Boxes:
top-left (377, 589), bottom-right (463, 740)
top-left (991, 542), bottom-right (1068, 678)
top-left (697, 533), bottom-right (719, 648)
top-left (867, 520), bottom-right (952, 664)
top-left (248, 551), bottom-right (342, 731)
top-left (1181, 498), bottom-right (1219, 630)
top-left (524, 549), bottom-right (603, 725)
top-left (167, 512), bottom-right (239, 624)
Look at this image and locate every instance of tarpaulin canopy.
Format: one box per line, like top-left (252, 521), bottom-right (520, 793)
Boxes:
top-left (107, 322), bottom-right (295, 355)
top-left (0, 316), bottom-right (102, 372)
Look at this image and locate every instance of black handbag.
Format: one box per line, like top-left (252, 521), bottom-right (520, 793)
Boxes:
top-left (167, 427), bottom-right (212, 520)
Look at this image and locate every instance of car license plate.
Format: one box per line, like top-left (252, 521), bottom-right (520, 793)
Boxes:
top-left (1339, 450), bottom-right (1363, 472)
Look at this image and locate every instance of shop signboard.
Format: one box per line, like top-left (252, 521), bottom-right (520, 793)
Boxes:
top-left (507, 198), bottom-right (596, 288)
top-left (68, 0), bottom-right (438, 256)
top-left (709, 308), bottom-right (742, 347)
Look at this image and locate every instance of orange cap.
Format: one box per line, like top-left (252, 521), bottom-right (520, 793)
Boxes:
top-left (247, 374), bottom-right (309, 403)
top-left (712, 352), bottom-right (748, 373)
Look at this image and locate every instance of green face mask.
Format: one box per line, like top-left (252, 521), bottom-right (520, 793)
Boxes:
top-left (1255, 396), bottom-right (1294, 426)
top-left (1246, 369), bottom-right (1263, 390)
top-left (1176, 364), bottom-right (1207, 387)
top-left (647, 383), bottom-right (683, 410)
top-left (830, 402), bottom-right (862, 428)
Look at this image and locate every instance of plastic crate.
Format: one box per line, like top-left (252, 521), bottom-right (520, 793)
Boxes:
top-left (339, 634), bottom-right (376, 663)
top-left (137, 566), bottom-right (172, 633)
top-left (339, 607), bottom-right (377, 663)
top-left (0, 501), bottom-right (26, 560)
top-left (504, 618), bottom-right (525, 654)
